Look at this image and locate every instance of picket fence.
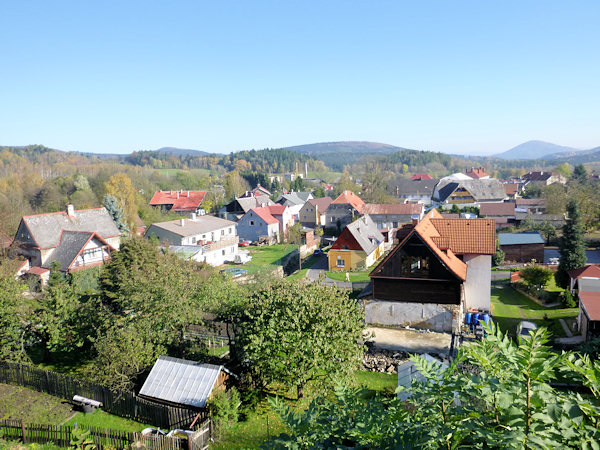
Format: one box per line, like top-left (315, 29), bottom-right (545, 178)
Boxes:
top-left (0, 361), bottom-right (207, 429)
top-left (0, 419), bottom-right (211, 450)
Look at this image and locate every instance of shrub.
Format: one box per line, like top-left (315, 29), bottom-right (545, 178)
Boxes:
top-left (493, 249), bottom-right (505, 266)
top-left (207, 388), bottom-right (240, 439)
top-left (519, 265), bottom-right (553, 292)
top-left (560, 289), bottom-right (577, 308)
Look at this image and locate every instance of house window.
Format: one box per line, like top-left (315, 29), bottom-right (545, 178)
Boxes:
top-left (229, 227), bottom-right (233, 234)
top-left (250, 220), bottom-right (255, 226)
top-left (310, 208), bottom-right (313, 212)
top-left (393, 222), bottom-right (398, 228)
top-left (192, 237), bottom-right (197, 244)
top-left (221, 229), bottom-right (225, 236)
top-left (337, 259), bottom-right (345, 267)
top-left (341, 245), bottom-right (349, 250)
top-left (222, 250), bottom-right (225, 256)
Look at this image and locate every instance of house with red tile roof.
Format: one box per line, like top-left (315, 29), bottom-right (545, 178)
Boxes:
top-left (13, 204), bottom-right (120, 275)
top-left (237, 205), bottom-right (293, 243)
top-left (324, 190), bottom-right (365, 231)
top-left (465, 167), bottom-right (490, 179)
top-left (328, 215), bottom-right (385, 271)
top-left (569, 265), bottom-right (600, 292)
top-left (410, 174), bottom-right (433, 181)
top-left (364, 209), bottom-right (496, 333)
top-left (149, 190), bottom-right (207, 214)
top-left (571, 269), bottom-right (600, 341)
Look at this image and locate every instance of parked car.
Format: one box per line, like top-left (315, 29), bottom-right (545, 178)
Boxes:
top-left (238, 240), bottom-right (252, 247)
top-left (516, 320), bottom-right (538, 342)
top-left (220, 267), bottom-right (248, 278)
top-left (313, 248), bottom-right (324, 256)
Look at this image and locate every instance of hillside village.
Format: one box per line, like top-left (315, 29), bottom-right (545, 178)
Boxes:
top-left (2, 145), bottom-right (600, 447)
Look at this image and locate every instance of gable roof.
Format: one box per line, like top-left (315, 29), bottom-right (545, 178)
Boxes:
top-left (307, 196), bottom-right (333, 211)
top-left (410, 173), bottom-right (433, 180)
top-left (42, 231), bottom-right (111, 271)
top-left (504, 183), bottom-right (519, 196)
top-left (252, 184), bottom-right (272, 196)
top-left (569, 265), bottom-right (600, 281)
top-left (396, 178), bottom-right (439, 197)
top-left (277, 192), bottom-right (313, 207)
top-left (20, 208), bottom-right (120, 249)
top-left (480, 202), bottom-right (516, 217)
top-left (336, 215), bottom-right (384, 255)
top-left (370, 210), bottom-right (496, 282)
top-left (362, 203), bottom-right (423, 216)
top-left (139, 356), bottom-right (225, 409)
top-left (149, 190), bottom-right (207, 211)
top-left (498, 232), bottom-right (544, 246)
top-left (267, 204), bottom-right (288, 215)
top-left (248, 206), bottom-right (279, 225)
top-left (332, 190), bottom-right (365, 211)
top-left (465, 167), bottom-right (489, 179)
top-left (522, 171), bottom-right (556, 182)
top-left (236, 195), bottom-right (274, 213)
top-left (434, 179), bottom-right (506, 203)
top-left (147, 215), bottom-right (236, 237)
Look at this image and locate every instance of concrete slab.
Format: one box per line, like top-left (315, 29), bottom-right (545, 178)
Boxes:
top-left (366, 326), bottom-right (452, 356)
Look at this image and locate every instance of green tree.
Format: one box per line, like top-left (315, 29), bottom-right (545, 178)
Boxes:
top-left (104, 173), bottom-right (137, 231)
top-left (571, 163), bottom-right (588, 184)
top-left (103, 194), bottom-right (128, 233)
top-left (0, 261), bottom-right (29, 362)
top-left (493, 248), bottom-right (505, 266)
top-left (237, 281), bottom-right (364, 398)
top-left (266, 324), bottom-right (600, 448)
top-left (555, 200), bottom-right (587, 288)
top-left (554, 162), bottom-right (572, 179)
top-left (519, 265), bottom-right (553, 292)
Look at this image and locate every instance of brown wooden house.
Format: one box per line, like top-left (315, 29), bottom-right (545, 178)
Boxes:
top-left (498, 232), bottom-right (544, 263)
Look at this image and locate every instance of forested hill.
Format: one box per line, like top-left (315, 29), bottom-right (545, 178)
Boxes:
top-left (284, 141), bottom-right (405, 170)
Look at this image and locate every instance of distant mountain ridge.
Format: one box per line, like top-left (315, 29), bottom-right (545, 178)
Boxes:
top-left (494, 140), bottom-right (584, 160)
top-left (150, 147), bottom-right (214, 156)
top-left (285, 141), bottom-right (405, 156)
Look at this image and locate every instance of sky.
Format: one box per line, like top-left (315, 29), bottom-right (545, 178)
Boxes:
top-left (1, 1), bottom-right (599, 156)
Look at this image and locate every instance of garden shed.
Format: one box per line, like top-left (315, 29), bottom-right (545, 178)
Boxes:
top-left (498, 232), bottom-right (544, 263)
top-left (139, 356), bottom-right (230, 409)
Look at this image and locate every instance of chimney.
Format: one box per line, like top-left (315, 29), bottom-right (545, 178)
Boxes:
top-left (180, 218), bottom-right (185, 226)
top-left (176, 192), bottom-right (179, 199)
top-left (412, 218), bottom-right (419, 226)
top-left (305, 162), bottom-right (308, 178)
top-left (66, 203), bottom-right (75, 217)
top-left (186, 191), bottom-right (189, 197)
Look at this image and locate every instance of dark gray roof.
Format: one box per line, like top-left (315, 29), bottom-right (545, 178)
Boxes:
top-left (139, 356), bottom-right (224, 409)
top-left (236, 195), bottom-right (274, 213)
top-left (42, 231), bottom-right (96, 270)
top-left (498, 232), bottom-right (544, 246)
top-left (277, 192), bottom-right (314, 207)
top-left (23, 208), bottom-right (120, 249)
top-left (434, 179), bottom-right (506, 203)
top-left (396, 179), bottom-right (438, 197)
top-left (345, 215), bottom-right (384, 255)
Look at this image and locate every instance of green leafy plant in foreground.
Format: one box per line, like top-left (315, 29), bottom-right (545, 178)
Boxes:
top-left (265, 323), bottom-right (600, 449)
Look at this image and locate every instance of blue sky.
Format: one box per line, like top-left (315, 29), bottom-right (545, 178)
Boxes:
top-left (1, 1), bottom-right (599, 155)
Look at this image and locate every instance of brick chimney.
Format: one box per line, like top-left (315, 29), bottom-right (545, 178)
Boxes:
top-left (180, 218), bottom-right (185, 226)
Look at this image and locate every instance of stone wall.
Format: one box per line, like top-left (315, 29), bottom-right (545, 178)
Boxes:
top-left (364, 300), bottom-right (459, 333)
top-left (362, 342), bottom-right (409, 374)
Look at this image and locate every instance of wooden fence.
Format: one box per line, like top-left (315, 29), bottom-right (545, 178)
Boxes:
top-left (0, 361), bottom-right (207, 429)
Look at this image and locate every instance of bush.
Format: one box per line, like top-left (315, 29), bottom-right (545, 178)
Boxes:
top-left (493, 249), bottom-right (505, 266)
top-left (560, 289), bottom-right (577, 308)
top-left (207, 388), bottom-right (240, 439)
top-left (519, 265), bottom-right (553, 292)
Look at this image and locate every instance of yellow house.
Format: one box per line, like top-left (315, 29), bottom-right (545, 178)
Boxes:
top-left (328, 215), bottom-right (385, 272)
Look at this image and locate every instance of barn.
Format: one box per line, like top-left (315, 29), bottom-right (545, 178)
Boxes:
top-left (498, 232), bottom-right (545, 263)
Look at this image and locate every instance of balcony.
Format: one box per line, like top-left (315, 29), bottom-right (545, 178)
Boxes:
top-left (202, 236), bottom-right (239, 252)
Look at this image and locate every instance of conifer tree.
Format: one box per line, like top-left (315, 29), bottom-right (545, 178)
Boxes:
top-left (555, 199), bottom-right (586, 288)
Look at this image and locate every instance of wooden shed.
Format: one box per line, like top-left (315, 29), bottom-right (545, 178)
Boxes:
top-left (498, 232), bottom-right (544, 263)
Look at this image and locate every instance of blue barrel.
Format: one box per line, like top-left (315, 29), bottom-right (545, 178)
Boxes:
top-left (471, 313), bottom-right (480, 325)
top-left (465, 312), bottom-right (472, 325)
top-left (481, 313), bottom-right (490, 325)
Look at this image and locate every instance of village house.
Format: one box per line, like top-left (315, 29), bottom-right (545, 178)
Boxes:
top-left (149, 190), bottom-right (207, 214)
top-left (515, 198), bottom-right (546, 214)
top-left (498, 232), bottom-right (545, 263)
top-left (521, 171), bottom-right (567, 187)
top-left (328, 215), bottom-right (384, 272)
top-left (275, 191), bottom-right (314, 220)
top-left (13, 205), bottom-right (121, 279)
top-left (237, 204), bottom-right (293, 243)
top-left (361, 203), bottom-right (424, 230)
top-left (503, 182), bottom-right (521, 199)
top-left (433, 177), bottom-right (507, 206)
top-left (569, 267), bottom-right (600, 342)
top-left (464, 167), bottom-right (490, 179)
top-left (396, 178), bottom-right (438, 205)
top-left (145, 214), bottom-right (238, 266)
top-left (299, 197), bottom-right (333, 227)
top-left (218, 195), bottom-right (274, 221)
top-left (479, 202), bottom-right (517, 228)
top-left (324, 190), bottom-right (365, 230)
top-left (365, 210), bottom-right (496, 333)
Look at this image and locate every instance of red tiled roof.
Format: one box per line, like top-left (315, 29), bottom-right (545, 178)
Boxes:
top-left (504, 183), bottom-right (519, 195)
top-left (580, 291), bottom-right (600, 321)
top-left (149, 191), bottom-right (207, 211)
top-left (480, 202), bottom-right (516, 217)
top-left (410, 173), bottom-right (433, 180)
top-left (250, 206), bottom-right (279, 225)
top-left (429, 217), bottom-right (496, 255)
top-left (362, 203), bottom-right (423, 216)
top-left (332, 190), bottom-right (364, 211)
top-left (28, 266), bottom-right (50, 275)
top-left (569, 265), bottom-right (600, 280)
top-left (465, 167), bottom-right (489, 179)
top-left (267, 204), bottom-right (287, 215)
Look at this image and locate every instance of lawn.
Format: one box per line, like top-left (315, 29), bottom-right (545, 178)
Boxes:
top-left (211, 370), bottom-right (396, 449)
top-left (221, 244), bottom-right (297, 276)
top-left (490, 281), bottom-right (578, 338)
top-left (326, 271), bottom-right (371, 282)
top-left (65, 409), bottom-right (152, 433)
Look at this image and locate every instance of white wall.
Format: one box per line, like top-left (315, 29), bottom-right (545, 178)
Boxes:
top-left (462, 254), bottom-right (491, 311)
